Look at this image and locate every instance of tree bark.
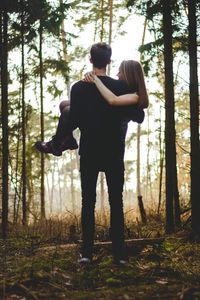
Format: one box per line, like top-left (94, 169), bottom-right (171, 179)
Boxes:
top-left (70, 153), bottom-right (76, 214)
top-left (13, 107), bottom-right (21, 223)
top-left (59, 0), bottom-right (71, 97)
top-left (21, 2), bottom-right (27, 225)
top-left (1, 4), bottom-right (9, 238)
top-left (145, 106), bottom-right (153, 202)
top-left (59, 0), bottom-right (68, 63)
top-left (157, 106), bottom-right (164, 215)
top-left (39, 22), bottom-right (45, 219)
top-left (136, 124), bottom-right (141, 198)
top-left (188, 0), bottom-right (200, 236)
top-left (100, 0), bottom-right (105, 41)
top-left (163, 0), bottom-right (177, 233)
top-left (107, 0), bottom-right (113, 74)
top-left (136, 17), bottom-right (147, 224)
top-left (100, 172), bottom-right (106, 224)
top-left (174, 161), bottom-right (181, 227)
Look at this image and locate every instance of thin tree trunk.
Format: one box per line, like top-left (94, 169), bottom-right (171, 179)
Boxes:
top-left (174, 161), bottom-right (181, 227)
top-left (70, 154), bottom-right (75, 214)
top-left (59, 0), bottom-right (71, 96)
top-left (173, 58), bottom-right (181, 227)
top-left (158, 106), bottom-right (164, 215)
top-left (39, 23), bottom-right (45, 219)
top-left (46, 173), bottom-right (52, 214)
top-left (188, 0), bottom-right (200, 236)
top-left (9, 158), bottom-right (21, 222)
top-left (107, 0), bottom-right (113, 74)
top-left (50, 160), bottom-right (56, 214)
top-left (145, 106), bottom-right (152, 201)
top-left (58, 166), bottom-right (62, 213)
top-left (16, 182), bottom-right (23, 224)
top-left (21, 2), bottom-right (27, 225)
top-left (136, 125), bottom-right (141, 198)
top-left (93, 18), bottom-right (98, 43)
top-left (100, 172), bottom-right (106, 224)
top-left (108, 0), bottom-right (113, 45)
top-left (163, 0), bottom-right (175, 233)
top-left (100, 0), bottom-right (105, 41)
top-left (136, 17), bottom-right (147, 224)
top-left (26, 136), bottom-right (34, 224)
top-left (158, 157), bottom-right (164, 215)
top-left (13, 109), bottom-right (21, 223)
top-left (136, 125), bottom-right (146, 224)
top-left (1, 4), bottom-right (9, 239)
top-left (59, 0), bottom-right (68, 63)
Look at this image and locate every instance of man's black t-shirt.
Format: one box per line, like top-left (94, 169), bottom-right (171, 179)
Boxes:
top-left (69, 76), bottom-right (131, 169)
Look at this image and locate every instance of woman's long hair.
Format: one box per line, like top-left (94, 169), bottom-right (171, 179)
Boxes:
top-left (119, 60), bottom-right (149, 109)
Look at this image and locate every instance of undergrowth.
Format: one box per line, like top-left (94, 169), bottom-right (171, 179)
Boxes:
top-left (1, 217), bottom-right (200, 299)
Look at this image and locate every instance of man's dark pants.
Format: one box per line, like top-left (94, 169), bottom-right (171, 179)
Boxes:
top-left (80, 156), bottom-right (126, 260)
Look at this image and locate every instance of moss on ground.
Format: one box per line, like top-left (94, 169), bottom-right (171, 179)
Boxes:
top-left (1, 234), bottom-right (200, 299)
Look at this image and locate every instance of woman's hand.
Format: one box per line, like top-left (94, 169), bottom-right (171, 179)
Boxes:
top-left (83, 71), bottom-right (97, 83)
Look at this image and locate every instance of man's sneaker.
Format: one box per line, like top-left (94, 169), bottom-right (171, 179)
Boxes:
top-left (78, 257), bottom-right (91, 264)
top-left (117, 259), bottom-right (128, 265)
top-left (113, 257), bottom-right (128, 266)
top-left (34, 140), bottom-right (62, 156)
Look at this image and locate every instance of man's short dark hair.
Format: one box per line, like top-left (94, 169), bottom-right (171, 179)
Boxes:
top-left (90, 42), bottom-right (112, 69)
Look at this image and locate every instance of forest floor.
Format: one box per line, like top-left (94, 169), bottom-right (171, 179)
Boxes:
top-left (1, 226), bottom-right (200, 299)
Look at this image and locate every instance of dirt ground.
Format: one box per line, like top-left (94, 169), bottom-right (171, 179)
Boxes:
top-left (1, 235), bottom-right (200, 300)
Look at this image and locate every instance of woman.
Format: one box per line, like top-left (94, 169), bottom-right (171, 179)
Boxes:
top-left (84, 59), bottom-right (149, 109)
top-left (34, 60), bottom-right (148, 156)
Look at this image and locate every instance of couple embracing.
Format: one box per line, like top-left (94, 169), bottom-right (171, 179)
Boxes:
top-left (35, 42), bottom-right (149, 265)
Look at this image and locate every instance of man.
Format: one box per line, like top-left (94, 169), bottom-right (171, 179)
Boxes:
top-left (35, 42), bottom-right (138, 264)
top-left (68, 42), bottom-right (129, 264)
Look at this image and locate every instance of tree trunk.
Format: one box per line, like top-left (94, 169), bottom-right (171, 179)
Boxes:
top-left (174, 161), bottom-right (181, 227)
top-left (145, 106), bottom-right (153, 202)
top-left (136, 125), bottom-right (147, 224)
top-left (163, 0), bottom-right (174, 233)
top-left (107, 0), bottom-right (113, 74)
top-left (58, 170), bottom-right (62, 214)
top-left (188, 0), bottom-right (200, 236)
top-left (138, 196), bottom-right (147, 224)
top-left (50, 160), bottom-right (56, 214)
top-left (100, 172), bottom-right (106, 224)
top-left (158, 157), bottom-right (164, 215)
top-left (1, 4), bottom-right (9, 239)
top-left (100, 0), bottom-right (105, 41)
top-left (16, 183), bottom-right (22, 224)
top-left (13, 110), bottom-right (21, 223)
top-left (46, 173), bottom-right (52, 214)
top-left (136, 18), bottom-right (147, 224)
top-left (136, 124), bottom-right (141, 198)
top-left (39, 23), bottom-right (45, 219)
top-left (59, 0), bottom-right (71, 96)
top-left (70, 153), bottom-right (76, 214)
top-left (59, 0), bottom-right (68, 63)
top-left (163, 0), bottom-right (178, 233)
top-left (26, 133), bottom-right (34, 224)
top-left (21, 2), bottom-right (27, 225)
top-left (157, 106), bottom-right (164, 215)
